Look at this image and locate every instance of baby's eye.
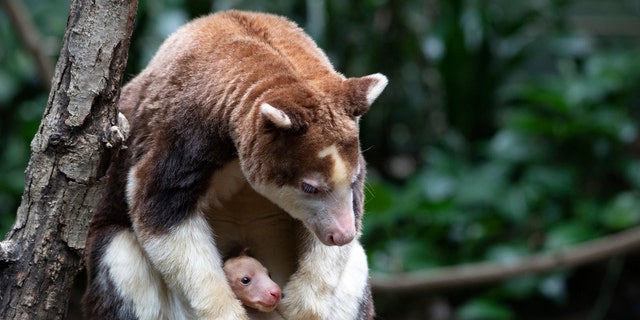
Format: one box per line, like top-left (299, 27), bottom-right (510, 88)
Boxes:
top-left (241, 277), bottom-right (251, 285)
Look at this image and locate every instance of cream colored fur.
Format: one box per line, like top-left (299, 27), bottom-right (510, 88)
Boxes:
top-left (104, 230), bottom-right (195, 319)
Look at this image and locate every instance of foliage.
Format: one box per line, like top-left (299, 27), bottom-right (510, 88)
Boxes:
top-left (2, 0), bottom-right (640, 318)
top-left (364, 48), bottom-right (640, 269)
top-left (364, 47), bottom-right (640, 317)
top-left (361, 1), bottom-right (640, 317)
top-left (0, 0), bottom-right (70, 232)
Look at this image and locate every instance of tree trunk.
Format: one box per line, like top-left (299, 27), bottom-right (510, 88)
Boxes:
top-left (0, 0), bottom-right (137, 319)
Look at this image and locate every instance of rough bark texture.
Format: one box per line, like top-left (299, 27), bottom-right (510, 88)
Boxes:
top-left (0, 0), bottom-right (137, 319)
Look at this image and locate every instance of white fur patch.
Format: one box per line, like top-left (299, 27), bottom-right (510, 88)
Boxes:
top-left (326, 242), bottom-right (369, 318)
top-left (104, 230), bottom-right (194, 319)
top-left (318, 144), bottom-right (348, 186)
top-left (260, 103), bottom-right (292, 128)
top-left (280, 236), bottom-right (369, 319)
top-left (364, 73), bottom-right (388, 105)
top-left (142, 214), bottom-right (247, 319)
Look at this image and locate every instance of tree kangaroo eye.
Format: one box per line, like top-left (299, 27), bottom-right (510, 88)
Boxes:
top-left (301, 182), bottom-right (318, 194)
top-left (241, 277), bottom-right (251, 285)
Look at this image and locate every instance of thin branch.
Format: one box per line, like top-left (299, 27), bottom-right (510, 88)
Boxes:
top-left (2, 0), bottom-right (55, 90)
top-left (371, 225), bottom-right (640, 293)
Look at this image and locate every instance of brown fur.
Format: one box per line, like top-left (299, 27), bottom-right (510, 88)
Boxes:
top-left (83, 10), bottom-right (385, 320)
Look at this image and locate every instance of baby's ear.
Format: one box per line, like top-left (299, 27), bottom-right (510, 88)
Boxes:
top-left (345, 73), bottom-right (388, 116)
top-left (260, 102), bottom-right (307, 132)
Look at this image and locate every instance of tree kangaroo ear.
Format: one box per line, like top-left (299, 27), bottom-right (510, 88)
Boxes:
top-left (260, 103), bottom-right (292, 129)
top-left (345, 73), bottom-right (388, 117)
top-left (260, 102), bottom-right (308, 133)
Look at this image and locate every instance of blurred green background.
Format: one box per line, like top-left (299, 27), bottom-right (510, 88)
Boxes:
top-left (2, 0), bottom-right (640, 319)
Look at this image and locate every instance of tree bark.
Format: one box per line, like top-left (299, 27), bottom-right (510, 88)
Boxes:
top-left (0, 0), bottom-right (137, 319)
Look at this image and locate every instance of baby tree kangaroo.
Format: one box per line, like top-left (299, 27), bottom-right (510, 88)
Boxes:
top-left (83, 10), bottom-right (387, 320)
top-left (223, 248), bottom-right (282, 313)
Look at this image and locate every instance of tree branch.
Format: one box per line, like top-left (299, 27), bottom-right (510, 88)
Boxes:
top-left (1, 0), bottom-right (55, 90)
top-left (0, 0), bottom-right (137, 318)
top-left (371, 225), bottom-right (640, 293)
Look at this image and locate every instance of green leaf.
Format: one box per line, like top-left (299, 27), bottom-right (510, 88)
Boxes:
top-left (456, 163), bottom-right (510, 205)
top-left (545, 222), bottom-right (598, 250)
top-left (489, 130), bottom-right (534, 162)
top-left (538, 273), bottom-right (568, 303)
top-left (522, 165), bottom-right (574, 195)
top-left (625, 161), bottom-right (640, 189)
top-left (420, 168), bottom-right (457, 202)
top-left (499, 186), bottom-right (529, 222)
top-left (0, 70), bottom-right (19, 104)
top-left (602, 192), bottom-right (640, 230)
top-left (457, 298), bottom-right (514, 320)
top-left (364, 182), bottom-right (395, 214)
top-left (486, 244), bottom-right (529, 264)
top-left (500, 276), bottom-right (540, 300)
